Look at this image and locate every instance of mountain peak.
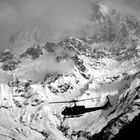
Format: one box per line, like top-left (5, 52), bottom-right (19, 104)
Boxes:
top-left (91, 3), bottom-right (109, 22)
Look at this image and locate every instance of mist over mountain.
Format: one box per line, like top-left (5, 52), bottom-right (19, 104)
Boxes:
top-left (1, 0), bottom-right (140, 52)
top-left (1, 1), bottom-right (140, 140)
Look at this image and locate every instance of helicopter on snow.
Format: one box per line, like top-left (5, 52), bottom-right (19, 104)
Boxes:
top-left (49, 96), bottom-right (111, 118)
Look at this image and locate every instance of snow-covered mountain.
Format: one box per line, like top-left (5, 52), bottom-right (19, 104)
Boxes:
top-left (1, 5), bottom-right (140, 140)
top-left (91, 3), bottom-right (109, 23)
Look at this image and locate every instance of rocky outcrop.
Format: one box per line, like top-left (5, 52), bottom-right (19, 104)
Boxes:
top-left (0, 50), bottom-right (20, 71)
top-left (20, 45), bottom-right (43, 60)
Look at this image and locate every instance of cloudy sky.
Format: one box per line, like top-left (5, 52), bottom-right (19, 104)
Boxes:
top-left (0, 0), bottom-right (140, 52)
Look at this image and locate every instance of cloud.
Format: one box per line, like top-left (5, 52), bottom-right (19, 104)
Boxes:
top-left (0, 69), bottom-right (13, 83)
top-left (0, 0), bottom-right (140, 52)
top-left (0, 47), bottom-right (74, 84)
top-left (100, 0), bottom-right (140, 17)
top-left (0, 0), bottom-right (94, 52)
top-left (16, 51), bottom-right (74, 83)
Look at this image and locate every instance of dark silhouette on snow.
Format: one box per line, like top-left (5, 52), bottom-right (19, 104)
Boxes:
top-left (49, 96), bottom-right (111, 118)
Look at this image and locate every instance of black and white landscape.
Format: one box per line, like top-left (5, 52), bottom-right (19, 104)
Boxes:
top-left (0, 0), bottom-right (140, 140)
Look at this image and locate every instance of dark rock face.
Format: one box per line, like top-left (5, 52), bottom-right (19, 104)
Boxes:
top-left (43, 42), bottom-right (58, 53)
top-left (1, 59), bottom-right (20, 71)
top-left (113, 114), bottom-right (140, 140)
top-left (58, 36), bottom-right (92, 57)
top-left (20, 45), bottom-right (43, 59)
top-left (0, 50), bottom-right (20, 71)
top-left (0, 50), bottom-right (14, 62)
